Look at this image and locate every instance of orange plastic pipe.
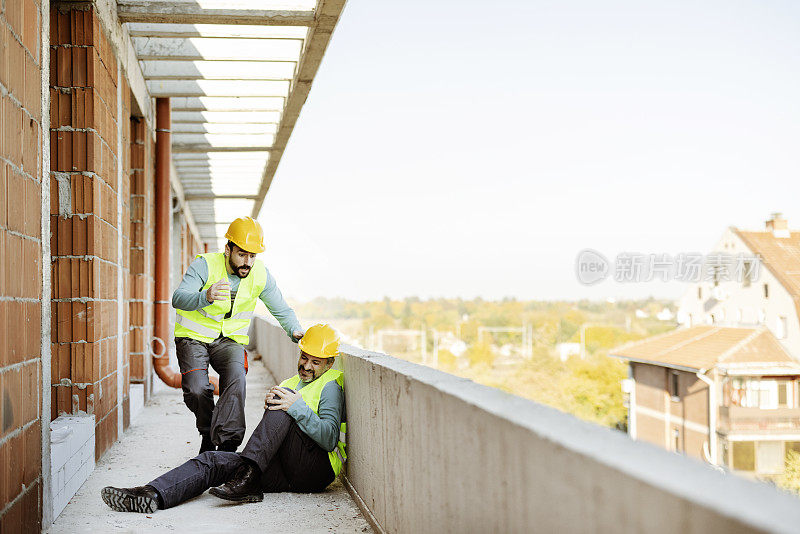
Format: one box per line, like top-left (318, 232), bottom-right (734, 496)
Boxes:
top-left (152, 97), bottom-right (221, 395)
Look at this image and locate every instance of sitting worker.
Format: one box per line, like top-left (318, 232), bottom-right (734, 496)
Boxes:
top-left (100, 324), bottom-right (345, 513)
top-left (171, 215), bottom-right (304, 454)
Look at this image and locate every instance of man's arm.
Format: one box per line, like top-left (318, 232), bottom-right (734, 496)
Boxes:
top-left (171, 257), bottom-right (212, 311)
top-left (281, 381), bottom-right (343, 452)
top-left (260, 268), bottom-right (303, 341)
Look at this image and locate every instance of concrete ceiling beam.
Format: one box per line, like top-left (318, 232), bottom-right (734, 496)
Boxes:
top-left (127, 23), bottom-right (308, 39)
top-left (132, 37), bottom-right (302, 61)
top-left (141, 60), bottom-right (296, 81)
top-left (172, 145), bottom-right (272, 153)
top-left (171, 111), bottom-right (281, 123)
top-left (147, 79), bottom-right (289, 98)
top-left (185, 194), bottom-right (260, 201)
top-left (171, 123), bottom-right (279, 134)
top-left (169, 97), bottom-right (285, 112)
top-left (118, 1), bottom-right (316, 26)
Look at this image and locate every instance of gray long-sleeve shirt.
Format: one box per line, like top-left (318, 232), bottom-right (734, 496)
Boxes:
top-left (287, 379), bottom-right (344, 452)
top-left (171, 256), bottom-right (302, 340)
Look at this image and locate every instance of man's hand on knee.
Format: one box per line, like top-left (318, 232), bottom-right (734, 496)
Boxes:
top-left (264, 386), bottom-right (301, 411)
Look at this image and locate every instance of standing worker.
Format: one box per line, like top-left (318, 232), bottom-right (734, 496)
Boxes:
top-left (171, 216), bottom-right (303, 454)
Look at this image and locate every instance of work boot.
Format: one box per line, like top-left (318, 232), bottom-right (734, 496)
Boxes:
top-left (209, 463), bottom-right (263, 503)
top-left (101, 485), bottom-right (161, 513)
top-left (199, 435), bottom-right (215, 454)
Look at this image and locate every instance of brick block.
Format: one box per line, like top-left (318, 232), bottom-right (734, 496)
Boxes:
top-left (24, 301), bottom-right (41, 361)
top-left (5, 232), bottom-right (23, 297)
top-left (0, 492), bottom-right (23, 534)
top-left (0, 433), bottom-right (8, 509)
top-left (0, 163), bottom-right (6, 228)
top-left (21, 360), bottom-right (39, 425)
top-left (24, 49), bottom-right (41, 120)
top-left (6, 0), bottom-right (24, 47)
top-left (22, 480), bottom-right (41, 532)
top-left (0, 301), bottom-right (6, 365)
top-left (55, 301), bottom-right (71, 343)
top-left (7, 300), bottom-right (25, 366)
top-left (7, 38), bottom-right (25, 104)
top-left (57, 88), bottom-right (71, 128)
top-left (22, 116), bottom-right (40, 182)
top-left (56, 45), bottom-right (71, 87)
top-left (22, 237), bottom-right (41, 299)
top-left (0, 24), bottom-right (8, 96)
top-left (23, 0), bottom-right (40, 62)
top-left (7, 167), bottom-right (24, 233)
top-left (24, 176), bottom-right (41, 239)
top-left (2, 366), bottom-right (22, 438)
top-left (72, 45), bottom-right (87, 87)
top-left (4, 99), bottom-right (23, 169)
top-left (53, 7), bottom-right (70, 46)
top-left (23, 420), bottom-right (42, 489)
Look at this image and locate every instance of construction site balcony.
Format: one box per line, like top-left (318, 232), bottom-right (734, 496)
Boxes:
top-left (249, 317), bottom-right (800, 533)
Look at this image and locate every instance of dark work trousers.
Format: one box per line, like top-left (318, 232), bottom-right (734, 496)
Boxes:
top-left (175, 336), bottom-right (246, 448)
top-left (147, 404), bottom-right (335, 508)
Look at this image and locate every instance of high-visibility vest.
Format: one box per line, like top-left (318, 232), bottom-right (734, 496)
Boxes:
top-left (280, 369), bottom-right (347, 477)
top-left (174, 253), bottom-right (267, 345)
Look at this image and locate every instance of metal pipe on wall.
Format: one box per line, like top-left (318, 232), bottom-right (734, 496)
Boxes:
top-left (153, 97), bottom-right (181, 389)
top-left (153, 97), bottom-right (220, 394)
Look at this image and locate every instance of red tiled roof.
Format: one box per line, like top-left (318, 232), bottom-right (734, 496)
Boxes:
top-left (610, 326), bottom-right (796, 371)
top-left (733, 228), bottom-right (800, 321)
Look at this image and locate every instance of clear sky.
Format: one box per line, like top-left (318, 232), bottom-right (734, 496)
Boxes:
top-left (258, 0), bottom-right (800, 302)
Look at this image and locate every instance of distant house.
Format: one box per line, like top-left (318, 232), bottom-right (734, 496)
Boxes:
top-left (611, 214), bottom-right (800, 478)
top-left (677, 213), bottom-right (800, 356)
top-left (611, 326), bottom-right (800, 476)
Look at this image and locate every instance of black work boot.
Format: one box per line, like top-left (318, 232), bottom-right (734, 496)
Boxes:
top-left (101, 485), bottom-right (161, 513)
top-left (199, 435), bottom-right (215, 454)
top-left (209, 463), bottom-right (263, 503)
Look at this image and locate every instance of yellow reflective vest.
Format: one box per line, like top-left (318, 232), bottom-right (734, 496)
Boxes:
top-left (280, 369), bottom-right (347, 477)
top-left (174, 253), bottom-right (267, 345)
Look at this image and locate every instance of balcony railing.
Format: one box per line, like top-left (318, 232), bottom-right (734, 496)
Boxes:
top-left (251, 316), bottom-right (800, 533)
top-left (719, 405), bottom-right (800, 433)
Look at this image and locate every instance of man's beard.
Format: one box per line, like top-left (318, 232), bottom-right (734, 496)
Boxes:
top-left (229, 257), bottom-right (250, 278)
top-left (298, 366), bottom-right (316, 383)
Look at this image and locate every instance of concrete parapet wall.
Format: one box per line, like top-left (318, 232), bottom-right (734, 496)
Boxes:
top-left (251, 317), bottom-right (800, 534)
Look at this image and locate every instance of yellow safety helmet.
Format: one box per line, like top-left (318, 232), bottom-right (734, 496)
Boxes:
top-left (225, 216), bottom-right (265, 253)
top-left (299, 324), bottom-right (340, 359)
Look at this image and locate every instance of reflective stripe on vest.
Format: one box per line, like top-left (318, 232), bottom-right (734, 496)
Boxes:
top-left (280, 369), bottom-right (347, 477)
top-left (173, 252), bottom-right (267, 344)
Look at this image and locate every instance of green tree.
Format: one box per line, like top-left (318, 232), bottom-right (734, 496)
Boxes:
top-left (778, 450), bottom-right (800, 495)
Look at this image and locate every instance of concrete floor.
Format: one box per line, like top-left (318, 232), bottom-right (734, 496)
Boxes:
top-left (49, 358), bottom-right (372, 533)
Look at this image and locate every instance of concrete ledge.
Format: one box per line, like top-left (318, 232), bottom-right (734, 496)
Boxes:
top-left (251, 317), bottom-right (800, 533)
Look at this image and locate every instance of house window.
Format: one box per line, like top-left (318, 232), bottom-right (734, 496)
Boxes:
top-left (672, 429), bottom-right (680, 452)
top-left (764, 283), bottom-right (769, 298)
top-left (670, 371), bottom-right (680, 400)
top-left (777, 316), bottom-right (787, 339)
top-left (732, 441), bottom-right (755, 471)
top-left (698, 287), bottom-right (703, 300)
top-left (778, 382), bottom-right (788, 407)
top-left (743, 261), bottom-right (752, 287)
top-left (736, 378), bottom-right (778, 409)
top-left (756, 441), bottom-right (784, 475)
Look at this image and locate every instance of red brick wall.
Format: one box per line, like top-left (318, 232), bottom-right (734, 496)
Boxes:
top-left (0, 0), bottom-right (44, 530)
top-left (49, 4), bottom-right (132, 460)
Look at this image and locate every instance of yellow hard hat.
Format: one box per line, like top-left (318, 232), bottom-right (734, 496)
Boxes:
top-left (225, 216), bottom-right (265, 253)
top-left (299, 324), bottom-right (340, 359)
